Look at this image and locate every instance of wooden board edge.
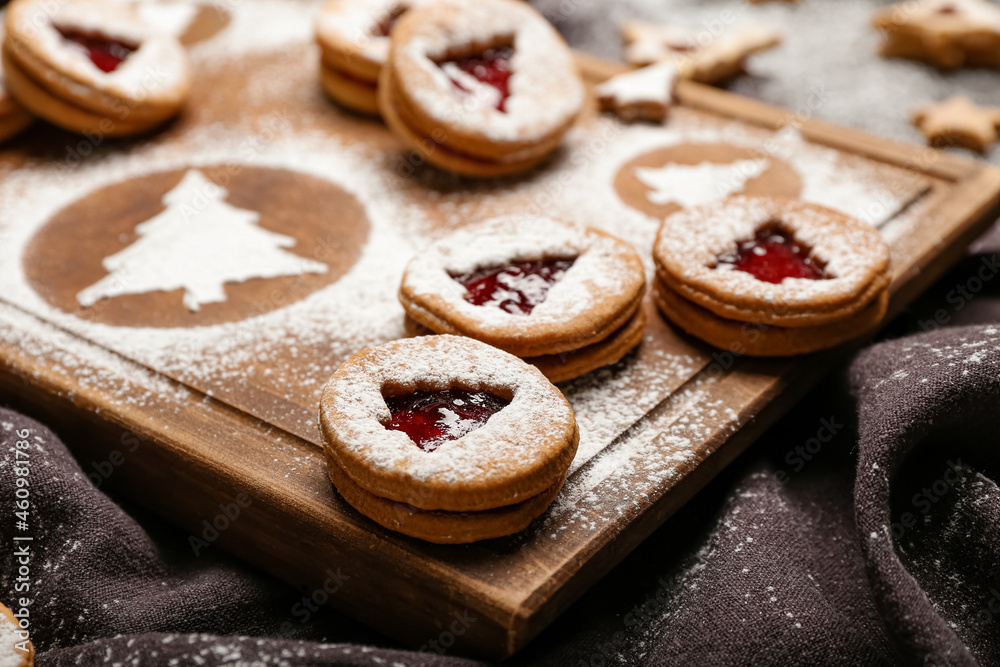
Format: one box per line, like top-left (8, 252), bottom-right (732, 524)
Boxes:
top-left (0, 314), bottom-right (528, 659)
top-left (889, 165), bottom-right (1000, 304)
top-left (573, 50), bottom-right (982, 182)
top-left (498, 157), bottom-right (1000, 655)
top-left (501, 355), bottom-right (816, 654)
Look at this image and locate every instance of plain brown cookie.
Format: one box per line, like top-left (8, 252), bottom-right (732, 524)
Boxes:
top-left (873, 0), bottom-right (1000, 69)
top-left (912, 95), bottom-right (1000, 153)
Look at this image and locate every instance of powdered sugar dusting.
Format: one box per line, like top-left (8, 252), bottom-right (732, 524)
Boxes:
top-left (135, 1), bottom-right (200, 38)
top-left (546, 373), bottom-right (744, 531)
top-left (0, 611), bottom-right (27, 667)
top-left (562, 340), bottom-right (705, 474)
top-left (636, 159), bottom-right (768, 208)
top-left (76, 170), bottom-right (329, 311)
top-left (867, 326), bottom-right (1000, 393)
top-left (0, 85), bottom-right (928, 473)
top-left (594, 61), bottom-right (677, 107)
top-left (767, 127), bottom-right (927, 226)
top-left (618, 119), bottom-right (928, 226)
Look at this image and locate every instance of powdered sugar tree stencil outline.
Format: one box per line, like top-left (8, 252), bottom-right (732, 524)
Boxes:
top-left (634, 158), bottom-right (769, 209)
top-left (77, 169), bottom-right (328, 312)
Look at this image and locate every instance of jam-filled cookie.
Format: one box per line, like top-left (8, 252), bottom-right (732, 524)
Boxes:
top-left (0, 25), bottom-right (32, 143)
top-left (315, 0), bottom-right (424, 115)
top-left (319, 335), bottom-right (578, 543)
top-left (0, 602), bottom-right (33, 667)
top-left (652, 196), bottom-right (892, 356)
top-left (873, 0), bottom-right (1000, 69)
top-left (3, 0), bottom-right (191, 137)
top-left (399, 216), bottom-right (648, 382)
top-left (377, 0), bottom-right (585, 177)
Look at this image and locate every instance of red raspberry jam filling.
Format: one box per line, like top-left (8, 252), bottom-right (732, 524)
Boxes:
top-left (384, 388), bottom-right (510, 452)
top-left (57, 28), bottom-right (136, 73)
top-left (716, 226), bottom-right (826, 284)
top-left (453, 257), bottom-right (575, 315)
top-left (439, 46), bottom-right (513, 112)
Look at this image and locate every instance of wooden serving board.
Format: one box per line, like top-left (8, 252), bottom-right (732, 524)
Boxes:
top-left (2, 7), bottom-right (1000, 658)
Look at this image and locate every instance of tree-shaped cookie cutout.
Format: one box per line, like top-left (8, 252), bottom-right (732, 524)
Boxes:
top-left (77, 169), bottom-right (328, 311)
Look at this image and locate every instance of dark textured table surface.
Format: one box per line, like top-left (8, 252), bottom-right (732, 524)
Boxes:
top-left (534, 0), bottom-right (1000, 166)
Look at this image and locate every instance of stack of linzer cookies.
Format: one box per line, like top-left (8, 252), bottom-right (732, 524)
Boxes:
top-left (0, 0), bottom-right (997, 546)
top-left (313, 0), bottom-right (901, 543)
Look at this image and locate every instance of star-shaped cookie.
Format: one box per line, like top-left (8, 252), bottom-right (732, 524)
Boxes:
top-left (912, 96), bottom-right (1000, 152)
top-left (595, 61), bottom-right (678, 123)
top-left (621, 20), bottom-right (781, 84)
top-left (873, 0), bottom-right (1000, 68)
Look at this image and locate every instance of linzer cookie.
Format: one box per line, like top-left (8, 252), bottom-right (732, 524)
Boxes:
top-left (399, 216), bottom-right (647, 382)
top-left (3, 0), bottom-right (191, 137)
top-left (377, 0), bottom-right (585, 177)
top-left (315, 0), bottom-right (425, 115)
top-left (0, 602), bottom-right (32, 667)
top-left (652, 196), bottom-right (891, 356)
top-left (0, 24), bottom-right (32, 142)
top-left (0, 73), bottom-right (32, 143)
top-left (873, 0), bottom-right (1000, 69)
top-left (621, 20), bottom-right (781, 84)
top-left (319, 335), bottom-right (578, 543)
